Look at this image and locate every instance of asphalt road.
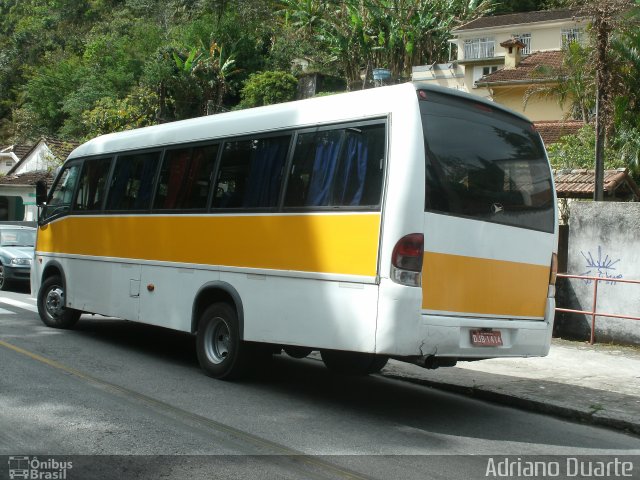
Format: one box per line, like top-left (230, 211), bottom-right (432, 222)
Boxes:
top-left (1, 288), bottom-right (639, 479)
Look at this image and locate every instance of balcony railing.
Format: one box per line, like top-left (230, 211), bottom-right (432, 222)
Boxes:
top-left (464, 39), bottom-right (495, 60)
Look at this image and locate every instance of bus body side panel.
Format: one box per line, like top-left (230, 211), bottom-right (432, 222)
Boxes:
top-left (69, 257), bottom-right (141, 321)
top-left (222, 272), bottom-right (380, 351)
top-left (374, 90), bottom-right (426, 356)
top-left (35, 254), bottom-right (142, 322)
top-left (139, 265), bottom-right (221, 330)
top-left (35, 212), bottom-right (382, 351)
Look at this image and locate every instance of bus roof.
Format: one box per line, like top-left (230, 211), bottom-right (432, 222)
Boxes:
top-left (68, 82), bottom-right (532, 160)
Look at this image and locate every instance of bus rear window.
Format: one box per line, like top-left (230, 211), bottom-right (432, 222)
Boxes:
top-left (420, 92), bottom-right (554, 233)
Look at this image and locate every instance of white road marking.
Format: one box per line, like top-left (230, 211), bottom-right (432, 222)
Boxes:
top-left (0, 298), bottom-right (38, 313)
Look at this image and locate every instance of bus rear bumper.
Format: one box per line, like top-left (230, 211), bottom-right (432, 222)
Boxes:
top-left (413, 299), bottom-right (555, 360)
top-left (375, 279), bottom-right (555, 360)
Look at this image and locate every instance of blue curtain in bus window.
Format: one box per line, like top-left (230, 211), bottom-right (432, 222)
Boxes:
top-left (307, 132), bottom-right (343, 206)
top-left (336, 133), bottom-right (368, 206)
top-left (244, 138), bottom-right (286, 208)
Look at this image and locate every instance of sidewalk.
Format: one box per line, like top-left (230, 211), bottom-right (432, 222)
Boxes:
top-left (380, 338), bottom-right (640, 436)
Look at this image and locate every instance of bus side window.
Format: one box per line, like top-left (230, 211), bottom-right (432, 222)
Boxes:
top-left (332, 125), bottom-right (385, 207)
top-left (106, 152), bottom-right (160, 211)
top-left (213, 136), bottom-right (289, 209)
top-left (154, 144), bottom-right (218, 211)
top-left (74, 157), bottom-right (112, 211)
top-left (284, 123), bottom-right (385, 208)
top-left (43, 164), bottom-right (81, 220)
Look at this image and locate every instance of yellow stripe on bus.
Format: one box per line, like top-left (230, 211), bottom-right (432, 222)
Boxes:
top-left (36, 214), bottom-right (382, 277)
top-left (422, 251), bottom-right (549, 318)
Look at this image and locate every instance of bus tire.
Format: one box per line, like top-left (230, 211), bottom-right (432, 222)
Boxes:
top-left (320, 350), bottom-right (389, 375)
top-left (37, 275), bottom-right (81, 329)
top-left (196, 303), bottom-right (250, 380)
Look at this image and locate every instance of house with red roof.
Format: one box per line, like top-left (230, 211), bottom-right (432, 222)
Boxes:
top-left (0, 138), bottom-right (78, 221)
top-left (413, 9), bottom-right (589, 144)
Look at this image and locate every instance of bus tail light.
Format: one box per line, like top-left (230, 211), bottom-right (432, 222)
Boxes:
top-left (391, 233), bottom-right (424, 287)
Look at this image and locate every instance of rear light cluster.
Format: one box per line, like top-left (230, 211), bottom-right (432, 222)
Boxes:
top-left (391, 233), bottom-right (424, 287)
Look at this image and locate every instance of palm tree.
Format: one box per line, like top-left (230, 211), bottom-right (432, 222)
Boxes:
top-left (524, 41), bottom-right (595, 123)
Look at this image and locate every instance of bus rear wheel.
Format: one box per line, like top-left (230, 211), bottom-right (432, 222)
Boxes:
top-left (196, 303), bottom-right (251, 380)
top-left (37, 275), bottom-right (81, 329)
top-left (320, 350), bottom-right (389, 375)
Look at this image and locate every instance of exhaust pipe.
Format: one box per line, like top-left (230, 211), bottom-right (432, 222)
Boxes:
top-left (422, 356), bottom-right (457, 370)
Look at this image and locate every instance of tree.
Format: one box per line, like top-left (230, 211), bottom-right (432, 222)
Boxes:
top-left (191, 42), bottom-right (240, 114)
top-left (278, 0), bottom-right (495, 89)
top-left (82, 87), bottom-right (159, 139)
top-left (576, 0), bottom-right (637, 200)
top-left (525, 41), bottom-right (595, 123)
top-left (239, 71), bottom-right (298, 108)
top-left (538, 1), bottom-right (640, 184)
top-left (610, 6), bottom-right (640, 175)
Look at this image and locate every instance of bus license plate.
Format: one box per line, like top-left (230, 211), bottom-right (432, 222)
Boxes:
top-left (471, 330), bottom-right (503, 347)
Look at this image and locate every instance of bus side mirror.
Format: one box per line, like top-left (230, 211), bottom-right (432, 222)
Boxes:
top-left (36, 180), bottom-right (48, 206)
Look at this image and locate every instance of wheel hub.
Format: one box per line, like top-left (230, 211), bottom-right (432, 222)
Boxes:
top-left (45, 287), bottom-right (65, 318)
top-left (204, 317), bottom-right (230, 364)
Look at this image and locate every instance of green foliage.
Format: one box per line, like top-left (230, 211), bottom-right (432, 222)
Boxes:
top-left (547, 124), bottom-right (626, 171)
top-left (537, 2), bottom-right (640, 180)
top-left (3, 0), bottom-right (637, 159)
top-left (239, 71), bottom-right (298, 108)
top-left (548, 125), bottom-right (598, 169)
top-left (525, 42), bottom-right (595, 122)
top-left (82, 86), bottom-right (159, 139)
top-left (278, 0), bottom-right (496, 88)
top-left (492, 0), bottom-right (573, 13)
top-left (21, 52), bottom-right (86, 136)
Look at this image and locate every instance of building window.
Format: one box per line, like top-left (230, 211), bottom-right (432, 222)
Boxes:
top-left (512, 33), bottom-right (531, 54)
top-left (464, 37), bottom-right (495, 60)
top-left (562, 28), bottom-right (583, 45)
top-left (483, 65), bottom-right (499, 76)
top-left (4, 161), bottom-right (12, 167)
top-left (473, 65), bottom-right (500, 87)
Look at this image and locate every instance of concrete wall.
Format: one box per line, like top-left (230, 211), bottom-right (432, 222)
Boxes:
top-left (555, 202), bottom-right (640, 345)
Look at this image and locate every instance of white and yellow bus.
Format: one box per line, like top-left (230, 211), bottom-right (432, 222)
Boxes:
top-left (32, 83), bottom-right (558, 379)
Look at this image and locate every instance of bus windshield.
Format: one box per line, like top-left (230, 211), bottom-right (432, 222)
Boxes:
top-left (420, 91), bottom-right (555, 233)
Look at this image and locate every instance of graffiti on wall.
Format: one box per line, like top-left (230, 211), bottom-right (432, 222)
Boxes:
top-left (580, 246), bottom-right (623, 285)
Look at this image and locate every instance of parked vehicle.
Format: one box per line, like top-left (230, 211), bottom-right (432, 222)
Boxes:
top-left (0, 225), bottom-right (36, 291)
top-left (32, 83), bottom-right (558, 379)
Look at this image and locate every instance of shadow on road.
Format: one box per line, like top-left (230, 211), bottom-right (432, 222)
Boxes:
top-left (62, 317), bottom-right (639, 451)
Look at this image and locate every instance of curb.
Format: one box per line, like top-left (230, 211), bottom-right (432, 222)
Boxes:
top-left (381, 373), bottom-right (640, 437)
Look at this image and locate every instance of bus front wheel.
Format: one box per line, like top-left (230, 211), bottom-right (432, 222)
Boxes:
top-left (320, 350), bottom-right (389, 375)
top-left (196, 303), bottom-right (251, 380)
top-left (37, 275), bottom-right (81, 329)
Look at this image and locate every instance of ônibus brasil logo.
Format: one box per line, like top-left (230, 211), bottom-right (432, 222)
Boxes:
top-left (8, 456), bottom-right (73, 480)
